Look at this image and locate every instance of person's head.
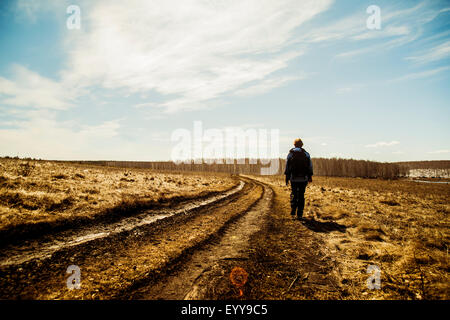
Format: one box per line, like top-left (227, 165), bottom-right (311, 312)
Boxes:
top-left (294, 138), bottom-right (303, 148)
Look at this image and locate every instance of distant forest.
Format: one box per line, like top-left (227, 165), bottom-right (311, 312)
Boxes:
top-left (74, 158), bottom-right (410, 179)
top-left (5, 156), bottom-right (449, 179)
top-left (395, 160), bottom-right (450, 169)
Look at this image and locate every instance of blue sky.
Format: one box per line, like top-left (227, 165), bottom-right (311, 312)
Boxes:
top-left (0, 0), bottom-right (449, 162)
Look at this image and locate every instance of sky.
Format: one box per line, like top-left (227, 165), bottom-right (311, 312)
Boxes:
top-left (0, 0), bottom-right (449, 162)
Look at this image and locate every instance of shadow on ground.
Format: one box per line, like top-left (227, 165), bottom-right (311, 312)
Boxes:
top-left (301, 217), bottom-right (346, 233)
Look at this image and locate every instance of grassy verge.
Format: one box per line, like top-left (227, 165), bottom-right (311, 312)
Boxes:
top-left (229, 175), bottom-right (449, 300)
top-left (0, 158), bottom-right (237, 243)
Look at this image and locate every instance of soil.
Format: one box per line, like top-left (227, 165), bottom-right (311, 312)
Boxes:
top-left (0, 175), bottom-right (345, 300)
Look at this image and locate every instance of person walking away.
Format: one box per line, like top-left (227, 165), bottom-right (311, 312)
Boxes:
top-left (284, 138), bottom-right (313, 221)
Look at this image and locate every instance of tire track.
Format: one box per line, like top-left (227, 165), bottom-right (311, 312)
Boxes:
top-left (0, 177), bottom-right (265, 299)
top-left (0, 181), bottom-right (244, 268)
top-left (127, 178), bottom-right (273, 300)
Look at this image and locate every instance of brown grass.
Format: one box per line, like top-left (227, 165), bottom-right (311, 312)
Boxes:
top-left (0, 158), bottom-right (237, 236)
top-left (6, 180), bottom-right (262, 299)
top-left (246, 175), bottom-right (449, 300)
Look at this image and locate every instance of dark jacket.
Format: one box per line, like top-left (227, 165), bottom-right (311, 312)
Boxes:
top-left (284, 147), bottom-right (313, 182)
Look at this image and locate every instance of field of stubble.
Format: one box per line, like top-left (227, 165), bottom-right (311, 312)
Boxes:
top-left (0, 158), bottom-right (448, 300)
top-left (249, 175), bottom-right (449, 299)
top-left (0, 158), bottom-right (237, 242)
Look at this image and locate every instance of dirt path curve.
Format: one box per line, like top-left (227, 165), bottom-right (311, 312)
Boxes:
top-left (0, 182), bottom-right (244, 267)
top-left (129, 181), bottom-right (273, 300)
top-left (1, 174), bottom-right (344, 300)
top-left (0, 177), bottom-right (265, 299)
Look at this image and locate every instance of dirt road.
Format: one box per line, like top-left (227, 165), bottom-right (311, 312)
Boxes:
top-left (129, 181), bottom-right (273, 299)
top-left (1, 173), bottom-right (355, 300)
top-left (0, 176), bottom-right (278, 299)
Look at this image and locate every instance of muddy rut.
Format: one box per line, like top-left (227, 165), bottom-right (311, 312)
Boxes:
top-left (0, 177), bottom-right (272, 299)
top-left (129, 182), bottom-right (273, 300)
top-left (0, 181), bottom-right (244, 267)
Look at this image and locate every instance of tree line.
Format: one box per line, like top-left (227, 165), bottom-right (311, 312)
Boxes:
top-left (75, 157), bottom-right (408, 179)
top-left (311, 158), bottom-right (407, 179)
top-left (395, 160), bottom-right (450, 170)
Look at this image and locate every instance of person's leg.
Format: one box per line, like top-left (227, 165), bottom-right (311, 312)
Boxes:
top-left (297, 182), bottom-right (307, 219)
top-left (290, 182), bottom-right (299, 216)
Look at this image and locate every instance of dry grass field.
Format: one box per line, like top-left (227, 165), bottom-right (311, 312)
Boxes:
top-left (247, 175), bottom-right (449, 300)
top-left (0, 158), bottom-right (448, 300)
top-left (0, 158), bottom-right (237, 240)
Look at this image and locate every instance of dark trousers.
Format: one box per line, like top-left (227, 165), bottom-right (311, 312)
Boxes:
top-left (290, 181), bottom-right (307, 217)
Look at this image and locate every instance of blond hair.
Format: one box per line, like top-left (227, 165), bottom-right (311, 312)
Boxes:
top-left (294, 138), bottom-right (303, 148)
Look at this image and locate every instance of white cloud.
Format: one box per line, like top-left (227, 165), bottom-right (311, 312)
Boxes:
top-left (0, 113), bottom-right (133, 160)
top-left (331, 2), bottom-right (446, 59)
top-left (427, 149), bottom-right (450, 154)
top-left (14, 0), bottom-right (67, 23)
top-left (406, 40), bottom-right (450, 64)
top-left (235, 75), bottom-right (303, 97)
top-left (352, 25), bottom-right (410, 41)
top-left (389, 66), bottom-right (450, 82)
top-left (5, 0), bottom-right (447, 116)
top-left (61, 0), bottom-right (332, 113)
top-left (300, 4), bottom-right (417, 45)
top-left (1, 0), bottom-right (332, 114)
top-left (335, 27), bottom-right (420, 59)
top-left (0, 65), bottom-right (75, 110)
top-left (365, 141), bottom-right (400, 148)
top-left (297, 12), bottom-right (364, 44)
top-left (227, 123), bottom-right (266, 130)
top-left (79, 120), bottom-right (121, 138)
top-left (336, 85), bottom-right (363, 94)
top-left (335, 47), bottom-right (372, 59)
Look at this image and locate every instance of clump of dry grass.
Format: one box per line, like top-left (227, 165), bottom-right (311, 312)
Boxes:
top-left (357, 224), bottom-right (386, 242)
top-left (16, 162), bottom-right (36, 177)
top-left (0, 158), bottom-right (237, 238)
top-left (310, 176), bottom-right (449, 299)
top-left (355, 247), bottom-right (376, 260)
top-left (316, 206), bottom-right (350, 221)
top-left (250, 174), bottom-right (449, 299)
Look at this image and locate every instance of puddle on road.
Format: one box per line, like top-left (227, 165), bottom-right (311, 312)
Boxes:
top-left (0, 182), bottom-right (244, 267)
